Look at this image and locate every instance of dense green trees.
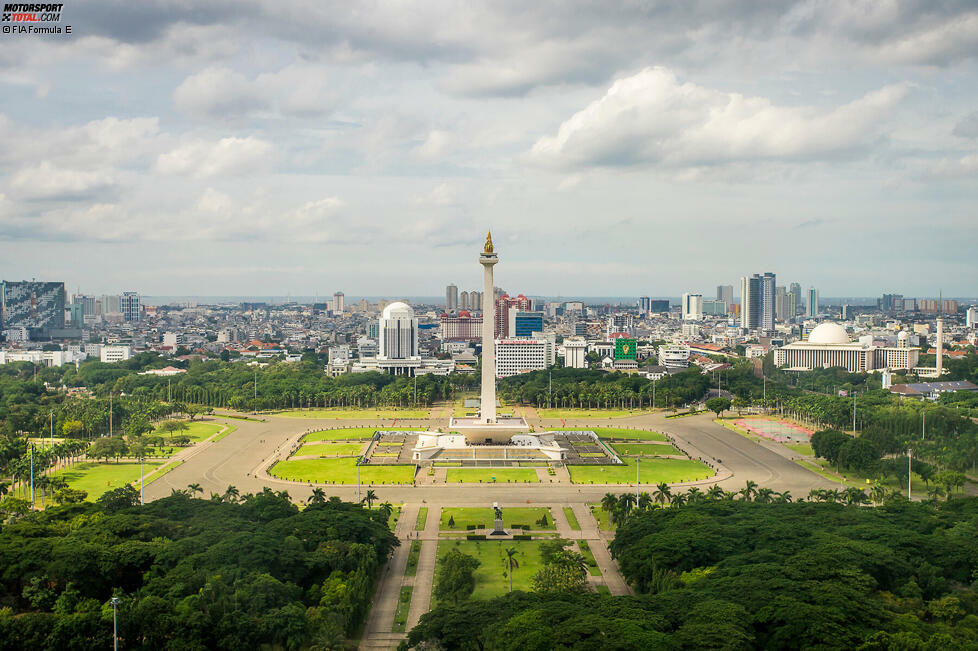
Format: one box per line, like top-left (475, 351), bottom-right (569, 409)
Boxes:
top-left (408, 498), bottom-right (978, 650)
top-left (0, 489), bottom-right (396, 649)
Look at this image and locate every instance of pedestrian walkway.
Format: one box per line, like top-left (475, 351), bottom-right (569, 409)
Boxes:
top-left (407, 539), bottom-right (437, 629)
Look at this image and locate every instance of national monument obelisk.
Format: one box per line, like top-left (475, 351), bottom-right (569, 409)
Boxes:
top-left (479, 230), bottom-right (498, 424)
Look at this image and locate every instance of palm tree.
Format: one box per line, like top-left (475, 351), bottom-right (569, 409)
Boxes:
top-left (739, 480), bottom-right (758, 502)
top-left (619, 493), bottom-right (636, 517)
top-left (843, 487), bottom-right (868, 506)
top-left (755, 488), bottom-right (775, 504)
top-left (686, 487), bottom-right (704, 504)
top-left (503, 547), bottom-right (520, 593)
top-left (187, 483), bottom-right (203, 496)
top-left (308, 487), bottom-right (326, 504)
top-left (706, 484), bottom-right (724, 501)
top-left (362, 489), bottom-right (378, 510)
top-left (223, 485), bottom-right (240, 503)
top-left (669, 492), bottom-right (686, 508)
top-left (379, 501), bottom-right (394, 522)
top-left (653, 482), bottom-right (671, 506)
top-left (637, 491), bottom-right (652, 511)
top-left (776, 491), bottom-right (793, 503)
top-left (869, 482), bottom-right (886, 506)
top-left (601, 492), bottom-right (619, 515)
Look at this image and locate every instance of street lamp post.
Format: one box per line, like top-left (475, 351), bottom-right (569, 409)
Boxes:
top-left (636, 457), bottom-right (640, 500)
top-left (908, 449), bottom-right (912, 498)
top-left (111, 596), bottom-right (119, 651)
top-left (29, 443), bottom-right (34, 509)
top-left (357, 456), bottom-right (361, 503)
top-left (140, 454), bottom-right (144, 505)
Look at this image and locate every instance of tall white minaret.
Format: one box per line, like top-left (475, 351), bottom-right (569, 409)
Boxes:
top-left (479, 231), bottom-right (498, 424)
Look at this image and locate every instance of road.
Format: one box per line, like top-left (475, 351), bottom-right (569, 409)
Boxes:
top-left (145, 411), bottom-right (831, 505)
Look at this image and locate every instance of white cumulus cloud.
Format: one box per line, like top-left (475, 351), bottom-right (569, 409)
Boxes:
top-left (155, 137), bottom-right (274, 178)
top-left (529, 67), bottom-right (909, 170)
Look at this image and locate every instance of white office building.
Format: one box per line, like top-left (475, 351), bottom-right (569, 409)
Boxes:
top-left (563, 337), bottom-right (587, 368)
top-left (495, 338), bottom-right (548, 378)
top-left (968, 306), bottom-right (978, 328)
top-left (682, 293), bottom-right (703, 321)
top-left (659, 344), bottom-right (691, 368)
top-left (101, 345), bottom-right (132, 363)
top-left (333, 292), bottom-right (344, 313)
top-left (378, 301), bottom-right (419, 361)
top-left (531, 331), bottom-right (557, 366)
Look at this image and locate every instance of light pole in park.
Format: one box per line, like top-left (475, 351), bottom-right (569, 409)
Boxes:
top-left (29, 442), bottom-right (34, 509)
top-left (111, 596), bottom-right (119, 651)
top-left (852, 390), bottom-right (856, 433)
top-left (140, 453), bottom-right (144, 505)
top-left (908, 449), bottom-right (912, 498)
top-left (635, 457), bottom-right (640, 500)
top-left (50, 409), bottom-right (54, 446)
top-left (357, 456), bottom-right (362, 503)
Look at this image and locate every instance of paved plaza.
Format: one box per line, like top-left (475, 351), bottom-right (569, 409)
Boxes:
top-left (142, 409), bottom-right (834, 649)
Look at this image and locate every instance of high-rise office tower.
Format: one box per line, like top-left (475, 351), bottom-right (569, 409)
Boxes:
top-left (459, 290), bottom-right (470, 310)
top-left (775, 286), bottom-right (788, 321)
top-left (717, 285), bottom-right (734, 307)
top-left (378, 302), bottom-right (419, 360)
top-left (446, 284), bottom-right (458, 310)
top-left (740, 275), bottom-right (762, 330)
top-left (682, 293), bottom-right (703, 321)
top-left (120, 292), bottom-right (141, 322)
top-left (333, 291), bottom-right (344, 313)
top-left (760, 273), bottom-right (776, 332)
top-left (0, 280), bottom-right (66, 334)
top-left (638, 296), bottom-right (651, 314)
top-left (790, 283), bottom-right (802, 316)
top-left (495, 293), bottom-right (530, 338)
top-left (807, 287), bottom-right (819, 317)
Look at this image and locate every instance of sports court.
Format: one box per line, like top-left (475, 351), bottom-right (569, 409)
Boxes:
top-left (734, 418), bottom-right (813, 443)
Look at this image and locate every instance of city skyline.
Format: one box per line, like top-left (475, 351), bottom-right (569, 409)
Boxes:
top-left (1, 3), bottom-right (976, 295)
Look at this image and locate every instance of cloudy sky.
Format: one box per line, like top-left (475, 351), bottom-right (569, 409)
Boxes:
top-left (1, 1), bottom-right (976, 298)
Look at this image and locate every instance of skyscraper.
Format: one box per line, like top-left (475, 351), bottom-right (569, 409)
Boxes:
top-left (378, 302), bottom-right (419, 360)
top-left (717, 285), bottom-right (734, 307)
top-left (775, 286), bottom-right (788, 321)
top-left (120, 291), bottom-right (141, 322)
top-left (760, 272), bottom-right (776, 332)
top-left (0, 280), bottom-right (66, 335)
top-left (682, 293), bottom-right (703, 321)
top-left (807, 287), bottom-right (819, 317)
top-left (333, 291), bottom-right (344, 313)
top-left (790, 283), bottom-right (802, 316)
top-left (495, 293), bottom-right (530, 338)
top-left (638, 296), bottom-right (651, 314)
top-left (740, 275), bottom-right (761, 330)
top-left (446, 284), bottom-right (458, 310)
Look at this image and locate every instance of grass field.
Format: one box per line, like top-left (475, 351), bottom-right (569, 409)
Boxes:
top-left (588, 428), bottom-right (669, 441)
top-left (405, 540), bottom-right (422, 577)
top-left (270, 408), bottom-right (428, 419)
top-left (611, 443), bottom-right (682, 457)
top-left (294, 443), bottom-right (365, 457)
top-left (587, 503), bottom-right (616, 531)
top-left (576, 540), bottom-right (601, 576)
top-left (141, 460), bottom-right (183, 486)
top-left (440, 507), bottom-right (555, 530)
top-left (569, 457), bottom-right (712, 485)
top-left (301, 429), bottom-right (377, 442)
top-left (270, 458), bottom-right (415, 484)
top-left (538, 408), bottom-right (641, 418)
top-left (153, 421), bottom-right (224, 443)
top-left (445, 468), bottom-right (539, 483)
top-left (785, 442), bottom-right (815, 456)
top-left (563, 506), bottom-right (581, 530)
top-left (416, 507), bottom-right (428, 530)
top-left (55, 461), bottom-right (164, 500)
top-left (392, 586), bottom-right (413, 632)
top-left (436, 540), bottom-right (546, 600)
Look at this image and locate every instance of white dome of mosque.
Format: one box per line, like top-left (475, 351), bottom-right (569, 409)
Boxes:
top-left (807, 322), bottom-right (851, 345)
top-left (382, 301), bottom-right (414, 319)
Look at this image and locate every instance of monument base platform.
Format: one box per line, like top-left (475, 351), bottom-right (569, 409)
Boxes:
top-left (449, 415), bottom-right (530, 444)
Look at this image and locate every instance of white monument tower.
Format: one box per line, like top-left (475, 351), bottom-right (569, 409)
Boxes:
top-left (480, 230), bottom-right (498, 424)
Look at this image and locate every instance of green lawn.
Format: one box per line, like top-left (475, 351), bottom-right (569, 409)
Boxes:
top-left (538, 408), bottom-right (640, 418)
top-left (302, 428), bottom-right (377, 442)
top-left (405, 540), bottom-right (422, 577)
top-left (294, 442), bottom-right (365, 457)
top-left (440, 507), bottom-right (555, 530)
top-left (596, 585), bottom-right (611, 595)
top-left (587, 503), bottom-right (616, 531)
top-left (569, 457), bottom-right (712, 485)
top-left (562, 507), bottom-right (581, 530)
top-left (392, 586), bottom-right (413, 633)
top-left (589, 428), bottom-right (668, 441)
top-left (611, 443), bottom-right (682, 457)
top-left (270, 408), bottom-right (428, 419)
top-left (445, 468), bottom-right (539, 483)
top-left (416, 506), bottom-right (429, 531)
top-left (436, 540), bottom-right (546, 600)
top-left (153, 421), bottom-right (224, 443)
top-left (576, 540), bottom-right (602, 576)
top-left (270, 458), bottom-right (415, 484)
top-left (785, 442), bottom-right (815, 456)
top-left (54, 461), bottom-right (163, 501)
